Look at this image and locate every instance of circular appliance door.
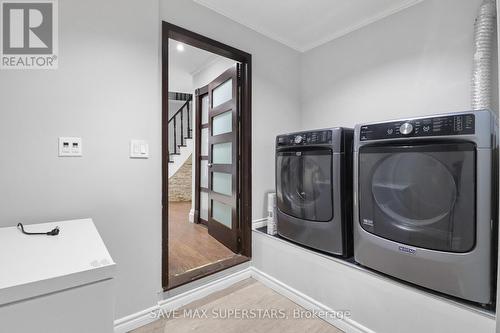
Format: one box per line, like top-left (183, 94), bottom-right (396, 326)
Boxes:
top-left (371, 153), bottom-right (457, 228)
top-left (276, 148), bottom-right (333, 222)
top-left (358, 142), bottom-right (476, 252)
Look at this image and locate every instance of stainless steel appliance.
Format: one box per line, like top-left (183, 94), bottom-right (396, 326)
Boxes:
top-left (354, 110), bottom-right (498, 304)
top-left (276, 128), bottom-right (353, 256)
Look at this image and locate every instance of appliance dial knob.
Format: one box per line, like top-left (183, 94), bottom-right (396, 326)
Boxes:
top-left (294, 135), bottom-right (303, 144)
top-left (399, 122), bottom-right (413, 135)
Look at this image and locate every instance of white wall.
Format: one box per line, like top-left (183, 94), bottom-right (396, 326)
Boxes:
top-left (169, 67), bottom-right (194, 94)
top-left (192, 58), bottom-right (237, 89)
top-left (287, 1), bottom-right (499, 331)
top-left (1, 0), bottom-right (490, 326)
top-left (253, 232), bottom-right (496, 333)
top-left (300, 0), bottom-right (497, 129)
top-left (0, 0), bottom-right (161, 319)
top-left (0, 0), bottom-right (302, 322)
top-left (161, 0), bottom-right (302, 220)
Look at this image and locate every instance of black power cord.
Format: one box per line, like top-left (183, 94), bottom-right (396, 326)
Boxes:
top-left (17, 223), bottom-right (60, 236)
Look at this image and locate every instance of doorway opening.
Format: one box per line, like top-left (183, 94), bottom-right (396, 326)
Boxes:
top-left (162, 22), bottom-right (252, 290)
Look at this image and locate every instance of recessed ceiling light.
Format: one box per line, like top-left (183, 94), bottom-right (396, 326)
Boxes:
top-left (176, 43), bottom-right (184, 52)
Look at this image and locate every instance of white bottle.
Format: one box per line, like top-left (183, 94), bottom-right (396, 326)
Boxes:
top-left (267, 193), bottom-right (277, 235)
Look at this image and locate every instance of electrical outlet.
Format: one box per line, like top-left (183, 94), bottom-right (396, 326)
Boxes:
top-left (59, 137), bottom-right (82, 157)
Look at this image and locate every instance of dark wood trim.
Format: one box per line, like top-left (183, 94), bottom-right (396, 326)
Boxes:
top-left (167, 255), bottom-right (249, 290)
top-left (161, 23), bottom-right (169, 290)
top-left (164, 22), bottom-right (251, 64)
top-left (162, 21), bottom-right (252, 292)
top-left (168, 92), bottom-right (193, 101)
top-left (196, 86), bottom-right (209, 96)
top-left (211, 164), bottom-right (232, 173)
top-left (195, 84), bottom-right (210, 229)
top-left (194, 88), bottom-right (206, 226)
top-left (240, 52), bottom-right (252, 259)
top-left (210, 132), bottom-right (233, 144)
top-left (210, 191), bottom-right (233, 205)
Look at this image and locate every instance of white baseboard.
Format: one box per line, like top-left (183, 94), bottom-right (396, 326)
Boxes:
top-left (252, 218), bottom-right (267, 230)
top-left (115, 265), bottom-right (371, 333)
top-left (114, 305), bottom-right (159, 333)
top-left (157, 267), bottom-right (252, 311)
top-left (114, 268), bottom-right (252, 333)
top-left (250, 267), bottom-right (372, 333)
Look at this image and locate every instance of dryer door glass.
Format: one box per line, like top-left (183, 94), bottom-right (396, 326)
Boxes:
top-left (276, 148), bottom-right (333, 222)
top-left (358, 142), bottom-right (476, 252)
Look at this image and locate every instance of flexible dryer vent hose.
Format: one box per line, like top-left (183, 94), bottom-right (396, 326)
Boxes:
top-left (472, 0), bottom-right (497, 110)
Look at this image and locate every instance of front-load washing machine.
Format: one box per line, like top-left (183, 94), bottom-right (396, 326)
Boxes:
top-left (276, 128), bottom-right (353, 257)
top-left (354, 110), bottom-right (498, 304)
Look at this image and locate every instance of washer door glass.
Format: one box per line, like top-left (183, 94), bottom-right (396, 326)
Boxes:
top-left (358, 142), bottom-right (476, 252)
top-left (276, 148), bottom-right (333, 222)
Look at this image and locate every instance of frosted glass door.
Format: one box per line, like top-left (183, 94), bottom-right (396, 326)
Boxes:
top-left (206, 64), bottom-right (240, 252)
top-left (201, 128), bottom-right (208, 156)
top-left (212, 142), bottom-right (232, 164)
top-left (212, 79), bottom-right (232, 108)
top-left (212, 172), bottom-right (231, 196)
top-left (201, 95), bottom-right (209, 125)
top-left (212, 201), bottom-right (232, 228)
top-left (196, 88), bottom-right (210, 225)
top-left (212, 111), bottom-right (232, 136)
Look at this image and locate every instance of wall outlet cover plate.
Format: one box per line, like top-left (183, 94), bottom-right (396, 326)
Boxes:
top-left (59, 137), bottom-right (82, 157)
top-left (130, 140), bottom-right (149, 159)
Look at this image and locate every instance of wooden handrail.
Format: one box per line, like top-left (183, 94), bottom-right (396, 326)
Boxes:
top-left (168, 96), bottom-right (192, 156)
top-left (168, 98), bottom-right (191, 123)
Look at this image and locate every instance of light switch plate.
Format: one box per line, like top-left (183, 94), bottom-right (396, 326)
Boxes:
top-left (130, 140), bottom-right (149, 159)
top-left (59, 137), bottom-right (82, 157)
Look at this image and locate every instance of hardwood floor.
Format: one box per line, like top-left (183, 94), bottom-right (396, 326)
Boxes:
top-left (132, 279), bottom-right (343, 333)
top-left (168, 201), bottom-right (237, 281)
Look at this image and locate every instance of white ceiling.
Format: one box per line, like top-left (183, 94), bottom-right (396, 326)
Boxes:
top-left (168, 40), bottom-right (219, 75)
top-left (193, 0), bottom-right (423, 52)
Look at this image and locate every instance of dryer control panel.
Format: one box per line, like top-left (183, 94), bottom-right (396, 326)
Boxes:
top-left (359, 114), bottom-right (475, 141)
top-left (277, 130), bottom-right (332, 146)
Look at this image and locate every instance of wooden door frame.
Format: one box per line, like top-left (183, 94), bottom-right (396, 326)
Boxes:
top-left (194, 86), bottom-right (209, 226)
top-left (162, 21), bottom-right (252, 291)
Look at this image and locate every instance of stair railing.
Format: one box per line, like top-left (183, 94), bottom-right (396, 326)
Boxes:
top-left (168, 97), bottom-right (192, 162)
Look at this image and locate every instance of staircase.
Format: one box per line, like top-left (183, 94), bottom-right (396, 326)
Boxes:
top-left (168, 96), bottom-right (194, 178)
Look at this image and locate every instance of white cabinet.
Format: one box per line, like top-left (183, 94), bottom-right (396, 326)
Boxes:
top-left (0, 219), bottom-right (116, 333)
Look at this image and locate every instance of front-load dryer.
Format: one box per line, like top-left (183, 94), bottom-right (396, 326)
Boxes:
top-left (276, 128), bottom-right (354, 257)
top-left (354, 110), bottom-right (498, 305)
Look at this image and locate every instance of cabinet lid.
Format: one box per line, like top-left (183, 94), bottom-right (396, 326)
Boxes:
top-left (0, 219), bottom-right (116, 305)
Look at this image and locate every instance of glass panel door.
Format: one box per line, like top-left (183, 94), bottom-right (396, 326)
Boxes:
top-left (358, 142), bottom-right (476, 252)
top-left (212, 111), bottom-right (232, 136)
top-left (207, 64), bottom-right (240, 252)
top-left (212, 79), bottom-right (232, 108)
top-left (195, 87), bottom-right (210, 225)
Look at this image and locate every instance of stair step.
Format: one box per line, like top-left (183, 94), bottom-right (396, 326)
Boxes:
top-left (178, 145), bottom-right (187, 148)
top-left (184, 136), bottom-right (192, 140)
top-left (168, 160), bottom-right (174, 163)
top-left (170, 152), bottom-right (180, 156)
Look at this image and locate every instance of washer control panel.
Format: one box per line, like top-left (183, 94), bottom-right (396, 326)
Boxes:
top-left (277, 130), bottom-right (332, 146)
top-left (360, 114), bottom-right (475, 141)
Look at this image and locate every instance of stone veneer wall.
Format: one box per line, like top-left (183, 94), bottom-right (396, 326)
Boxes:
top-left (168, 155), bottom-right (192, 202)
